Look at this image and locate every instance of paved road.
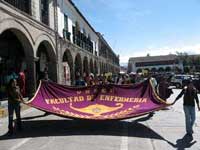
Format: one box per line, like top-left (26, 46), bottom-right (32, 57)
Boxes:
top-left (0, 89), bottom-right (200, 150)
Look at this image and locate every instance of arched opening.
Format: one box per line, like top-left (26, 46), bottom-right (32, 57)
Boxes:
top-left (36, 41), bottom-right (57, 83)
top-left (158, 67), bottom-right (164, 73)
top-left (165, 66), bottom-right (171, 72)
top-left (100, 62), bottom-right (103, 74)
top-left (83, 56), bottom-right (89, 75)
top-left (94, 61), bottom-right (98, 75)
top-left (151, 67), bottom-right (157, 73)
top-left (90, 59), bottom-right (94, 74)
top-left (62, 49), bottom-right (73, 85)
top-left (105, 64), bottom-right (108, 73)
top-left (103, 63), bottom-right (106, 74)
top-left (74, 53), bottom-right (82, 79)
top-left (0, 29), bottom-right (34, 97)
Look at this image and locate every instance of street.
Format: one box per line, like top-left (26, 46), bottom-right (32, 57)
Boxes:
top-left (0, 89), bottom-right (200, 150)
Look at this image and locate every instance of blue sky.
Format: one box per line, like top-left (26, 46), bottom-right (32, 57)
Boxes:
top-left (73, 0), bottom-right (200, 64)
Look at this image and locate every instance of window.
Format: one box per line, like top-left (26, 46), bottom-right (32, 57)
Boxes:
top-left (64, 14), bottom-right (68, 31)
top-left (41, 0), bottom-right (49, 25)
top-left (5, 0), bottom-right (31, 15)
top-left (63, 14), bottom-right (71, 41)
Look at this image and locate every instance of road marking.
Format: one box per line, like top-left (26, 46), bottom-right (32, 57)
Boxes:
top-left (10, 138), bottom-right (31, 150)
top-left (120, 122), bottom-right (129, 150)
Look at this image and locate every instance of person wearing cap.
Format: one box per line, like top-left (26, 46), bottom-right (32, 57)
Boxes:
top-left (173, 80), bottom-right (200, 136)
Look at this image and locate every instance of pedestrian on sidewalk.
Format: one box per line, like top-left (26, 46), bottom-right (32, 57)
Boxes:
top-left (173, 80), bottom-right (200, 136)
top-left (7, 79), bottom-right (24, 135)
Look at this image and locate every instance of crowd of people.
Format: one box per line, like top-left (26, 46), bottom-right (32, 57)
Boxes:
top-left (74, 72), bottom-right (173, 101)
top-left (0, 69), bottom-right (26, 100)
top-left (1, 70), bottom-right (200, 137)
top-left (75, 72), bottom-right (139, 86)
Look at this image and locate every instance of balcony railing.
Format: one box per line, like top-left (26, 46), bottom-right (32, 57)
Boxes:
top-left (72, 31), bottom-right (94, 53)
top-left (4, 0), bottom-right (31, 15)
top-left (63, 29), bottom-right (71, 41)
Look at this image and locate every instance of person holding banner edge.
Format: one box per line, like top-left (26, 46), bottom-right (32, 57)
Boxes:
top-left (173, 80), bottom-right (200, 136)
top-left (7, 79), bottom-right (25, 135)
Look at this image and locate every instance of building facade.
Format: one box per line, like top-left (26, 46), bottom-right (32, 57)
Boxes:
top-left (0, 0), bottom-right (120, 97)
top-left (128, 55), bottom-right (183, 73)
top-left (97, 33), bottom-right (120, 74)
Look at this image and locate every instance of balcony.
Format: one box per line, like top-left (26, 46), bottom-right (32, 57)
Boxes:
top-left (71, 30), bottom-right (94, 54)
top-left (63, 29), bottom-right (71, 41)
top-left (4, 0), bottom-right (31, 15)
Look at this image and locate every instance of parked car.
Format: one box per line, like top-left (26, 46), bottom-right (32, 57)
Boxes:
top-left (170, 74), bottom-right (193, 88)
top-left (192, 77), bottom-right (200, 92)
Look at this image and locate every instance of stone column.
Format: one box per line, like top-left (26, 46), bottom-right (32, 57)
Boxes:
top-left (26, 56), bottom-right (37, 97)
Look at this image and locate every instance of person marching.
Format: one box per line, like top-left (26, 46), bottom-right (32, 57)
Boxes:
top-left (173, 80), bottom-right (200, 136)
top-left (7, 79), bottom-right (24, 135)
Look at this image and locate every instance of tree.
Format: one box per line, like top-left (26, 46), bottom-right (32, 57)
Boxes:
top-left (158, 67), bottom-right (164, 72)
top-left (137, 68), bottom-right (142, 73)
top-left (176, 51), bottom-right (189, 66)
top-left (184, 66), bottom-right (190, 73)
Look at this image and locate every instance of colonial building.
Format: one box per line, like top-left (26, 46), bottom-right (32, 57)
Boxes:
top-left (0, 0), bottom-right (120, 97)
top-left (128, 55), bottom-right (183, 73)
top-left (97, 32), bottom-right (120, 74)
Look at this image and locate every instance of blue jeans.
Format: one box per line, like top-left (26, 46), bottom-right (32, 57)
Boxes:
top-left (183, 106), bottom-right (196, 134)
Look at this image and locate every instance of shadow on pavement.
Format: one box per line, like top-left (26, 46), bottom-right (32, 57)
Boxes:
top-left (167, 134), bottom-right (196, 150)
top-left (0, 116), bottom-right (196, 149)
top-left (21, 112), bottom-right (51, 120)
top-left (0, 119), bottom-right (165, 140)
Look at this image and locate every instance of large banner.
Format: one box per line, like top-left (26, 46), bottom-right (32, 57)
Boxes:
top-left (26, 80), bottom-right (170, 120)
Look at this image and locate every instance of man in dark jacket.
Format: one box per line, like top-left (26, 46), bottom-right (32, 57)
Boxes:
top-left (173, 80), bottom-right (200, 136)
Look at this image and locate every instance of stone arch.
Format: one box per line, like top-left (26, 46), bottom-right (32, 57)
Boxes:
top-left (90, 58), bottom-right (94, 74)
top-left (34, 33), bottom-right (56, 57)
top-left (62, 49), bottom-right (74, 85)
top-left (0, 18), bottom-right (34, 55)
top-left (36, 40), bottom-right (57, 82)
top-left (0, 28), bottom-right (35, 96)
top-left (101, 62), bottom-right (103, 74)
top-left (103, 64), bottom-right (105, 73)
top-left (105, 64), bottom-right (108, 73)
top-left (94, 60), bottom-right (98, 75)
top-left (151, 67), bottom-right (157, 73)
top-left (74, 53), bottom-right (82, 78)
top-left (83, 56), bottom-right (89, 75)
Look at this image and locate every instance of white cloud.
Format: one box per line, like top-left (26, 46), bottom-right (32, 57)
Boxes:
top-left (120, 44), bottom-right (200, 63)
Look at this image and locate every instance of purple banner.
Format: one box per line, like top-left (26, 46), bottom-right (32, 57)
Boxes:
top-left (26, 80), bottom-right (170, 120)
